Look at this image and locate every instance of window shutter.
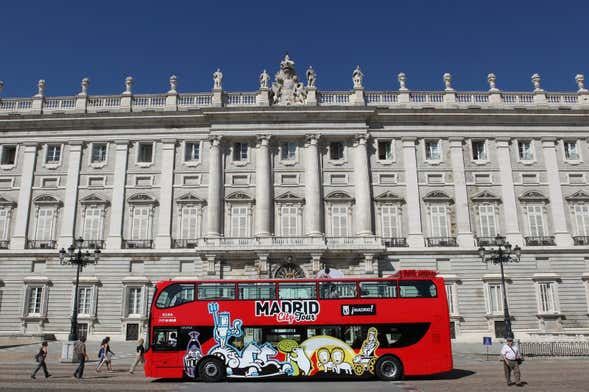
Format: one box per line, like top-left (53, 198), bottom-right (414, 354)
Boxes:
top-left (575, 205), bottom-right (589, 236)
top-left (381, 206), bottom-right (398, 238)
top-left (331, 206), bottom-right (348, 237)
top-left (479, 205), bottom-right (497, 237)
top-left (131, 207), bottom-right (150, 240)
top-left (36, 208), bottom-right (54, 241)
top-left (527, 205), bottom-right (545, 236)
top-left (281, 206), bottom-right (298, 236)
top-left (84, 207), bottom-right (102, 240)
top-left (181, 206), bottom-right (198, 239)
top-left (431, 205), bottom-right (448, 237)
top-left (0, 209), bottom-right (8, 240)
top-left (231, 207), bottom-right (248, 237)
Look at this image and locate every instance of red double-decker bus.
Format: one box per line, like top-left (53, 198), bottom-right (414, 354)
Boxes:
top-left (144, 270), bottom-right (452, 382)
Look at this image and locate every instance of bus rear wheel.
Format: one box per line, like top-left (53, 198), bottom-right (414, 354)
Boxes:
top-left (375, 356), bottom-right (403, 381)
top-left (198, 357), bottom-right (226, 382)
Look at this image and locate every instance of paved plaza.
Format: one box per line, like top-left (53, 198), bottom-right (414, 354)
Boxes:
top-left (0, 341), bottom-right (587, 391)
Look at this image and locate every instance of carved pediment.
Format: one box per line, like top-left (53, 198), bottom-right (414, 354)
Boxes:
top-left (423, 191), bottom-right (453, 203)
top-left (271, 54), bottom-right (307, 106)
top-left (176, 193), bottom-right (206, 204)
top-left (127, 193), bottom-right (157, 204)
top-left (33, 194), bottom-right (61, 205)
top-left (565, 190), bottom-right (589, 202)
top-left (324, 191), bottom-right (354, 202)
top-left (519, 191), bottom-right (549, 202)
top-left (80, 193), bottom-right (108, 205)
top-left (374, 191), bottom-right (405, 203)
top-left (275, 192), bottom-right (304, 203)
top-left (0, 195), bottom-right (16, 207)
top-left (225, 191), bottom-right (253, 202)
top-left (471, 191), bottom-right (501, 203)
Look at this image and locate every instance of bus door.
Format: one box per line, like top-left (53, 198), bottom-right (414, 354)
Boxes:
top-left (151, 327), bottom-right (182, 370)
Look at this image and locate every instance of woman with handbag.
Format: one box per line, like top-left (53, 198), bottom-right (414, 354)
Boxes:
top-left (500, 337), bottom-right (525, 387)
top-left (31, 341), bottom-right (51, 379)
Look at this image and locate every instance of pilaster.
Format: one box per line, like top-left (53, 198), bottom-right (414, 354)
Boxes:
top-left (10, 143), bottom-right (38, 249)
top-left (106, 140), bottom-right (129, 249)
top-left (449, 138), bottom-right (475, 247)
top-left (206, 136), bottom-right (223, 237)
top-left (402, 138), bottom-right (425, 247)
top-left (255, 135), bottom-right (272, 237)
top-left (58, 142), bottom-right (83, 250)
top-left (495, 139), bottom-right (524, 246)
top-left (304, 134), bottom-right (322, 236)
top-left (353, 134), bottom-right (373, 236)
top-left (155, 139), bottom-right (176, 248)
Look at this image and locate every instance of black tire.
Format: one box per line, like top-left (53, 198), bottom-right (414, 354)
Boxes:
top-left (374, 356), bottom-right (403, 381)
top-left (198, 357), bottom-right (226, 382)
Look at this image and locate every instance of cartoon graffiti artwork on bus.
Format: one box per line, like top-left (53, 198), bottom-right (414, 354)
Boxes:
top-left (205, 303), bottom-right (294, 378)
top-left (183, 331), bottom-right (203, 378)
top-left (277, 339), bottom-right (313, 376)
top-left (352, 327), bottom-right (380, 375)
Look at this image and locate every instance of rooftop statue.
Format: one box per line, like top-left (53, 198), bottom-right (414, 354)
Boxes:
top-left (271, 54), bottom-right (307, 105)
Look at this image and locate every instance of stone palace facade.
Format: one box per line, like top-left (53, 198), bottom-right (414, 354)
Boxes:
top-left (1, 55), bottom-right (589, 342)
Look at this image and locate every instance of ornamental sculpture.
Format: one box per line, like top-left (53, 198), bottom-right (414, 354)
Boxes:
top-left (352, 66), bottom-right (364, 89)
top-left (259, 70), bottom-right (269, 90)
top-left (213, 68), bottom-right (223, 90)
top-left (306, 66), bottom-right (316, 88)
top-left (271, 54), bottom-right (307, 105)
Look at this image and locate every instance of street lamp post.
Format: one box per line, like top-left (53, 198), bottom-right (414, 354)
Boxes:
top-left (58, 237), bottom-right (100, 362)
top-left (478, 235), bottom-right (521, 339)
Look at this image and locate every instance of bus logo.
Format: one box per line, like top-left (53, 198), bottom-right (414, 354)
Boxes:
top-left (255, 300), bottom-right (320, 324)
top-left (341, 304), bottom-right (376, 316)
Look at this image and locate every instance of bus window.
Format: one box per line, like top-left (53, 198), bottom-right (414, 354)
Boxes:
top-left (319, 282), bottom-right (357, 299)
top-left (238, 283), bottom-right (276, 300)
top-left (342, 325), bottom-right (363, 348)
top-left (197, 283), bottom-right (236, 300)
top-left (399, 280), bottom-right (437, 298)
top-left (155, 283), bottom-right (195, 308)
top-left (278, 282), bottom-right (316, 299)
top-left (152, 327), bottom-right (179, 351)
top-left (230, 327), bottom-right (262, 349)
top-left (264, 327), bottom-right (304, 345)
top-left (359, 281), bottom-right (397, 298)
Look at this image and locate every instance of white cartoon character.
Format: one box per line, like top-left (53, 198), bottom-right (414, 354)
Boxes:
top-left (291, 347), bottom-right (312, 375)
top-left (208, 302), bottom-right (242, 348)
top-left (317, 347), bottom-right (334, 372)
top-left (183, 331), bottom-right (203, 378)
top-left (331, 347), bottom-right (352, 375)
top-left (353, 327), bottom-right (380, 375)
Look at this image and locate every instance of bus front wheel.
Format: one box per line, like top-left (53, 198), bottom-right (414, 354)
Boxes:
top-left (375, 356), bottom-right (403, 381)
top-left (198, 357), bottom-right (226, 382)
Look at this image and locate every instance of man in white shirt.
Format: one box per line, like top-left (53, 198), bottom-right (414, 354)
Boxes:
top-left (500, 337), bottom-right (524, 386)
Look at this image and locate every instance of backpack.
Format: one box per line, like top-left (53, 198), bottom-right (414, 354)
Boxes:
top-left (98, 346), bottom-right (104, 358)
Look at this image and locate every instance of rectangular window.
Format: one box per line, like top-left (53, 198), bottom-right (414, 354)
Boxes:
top-left (378, 140), bottom-right (393, 161)
top-left (381, 205), bottom-right (399, 238)
top-left (445, 284), bottom-right (456, 315)
top-left (230, 206), bottom-right (249, 237)
top-left (185, 142), bottom-right (200, 162)
top-left (399, 280), bottom-right (437, 298)
top-left (329, 142), bottom-right (344, 160)
top-left (574, 204), bottom-right (589, 236)
top-left (487, 283), bottom-right (503, 314)
top-left (35, 208), bottom-right (55, 241)
top-left (518, 140), bottom-right (534, 161)
top-left (0, 145), bottom-right (17, 165)
top-left (331, 206), bottom-right (348, 237)
top-left (233, 143), bottom-right (248, 161)
top-left (281, 174), bottom-right (298, 185)
top-left (78, 287), bottom-right (92, 315)
top-left (281, 142), bottom-right (297, 161)
top-left (83, 207), bottom-right (102, 240)
top-left (278, 282), bottom-right (316, 299)
top-left (27, 287), bottom-right (43, 315)
top-left (526, 205), bottom-right (545, 237)
top-left (478, 204), bottom-right (497, 238)
top-left (427, 174), bottom-right (444, 184)
top-left (46, 145), bottom-right (61, 163)
top-left (280, 206), bottom-right (298, 236)
top-left (131, 206), bottom-right (151, 240)
top-left (359, 281), bottom-right (397, 298)
top-left (564, 141), bottom-right (579, 160)
top-left (180, 206), bottom-right (199, 239)
top-left (569, 173), bottom-right (584, 184)
top-left (319, 282), bottom-right (357, 299)
top-left (127, 287), bottom-right (143, 316)
top-left (537, 282), bottom-right (557, 314)
top-left (91, 143), bottom-right (107, 163)
top-left (430, 205), bottom-right (449, 237)
top-left (137, 142), bottom-right (153, 163)
top-left (238, 283), bottom-right (276, 300)
top-left (425, 140), bottom-right (441, 161)
top-left (88, 176), bottom-right (105, 187)
top-left (472, 140), bottom-right (487, 161)
top-left (0, 208), bottom-right (9, 240)
top-left (522, 173), bottom-right (538, 184)
top-left (197, 283), bottom-right (236, 300)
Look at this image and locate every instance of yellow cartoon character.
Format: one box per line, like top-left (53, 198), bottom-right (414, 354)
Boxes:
top-left (316, 347), bottom-right (334, 373)
top-left (353, 327), bottom-right (379, 375)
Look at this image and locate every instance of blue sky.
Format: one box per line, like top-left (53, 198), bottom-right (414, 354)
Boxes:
top-left (1, 0), bottom-right (588, 97)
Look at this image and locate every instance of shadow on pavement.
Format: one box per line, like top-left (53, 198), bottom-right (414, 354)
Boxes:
top-left (405, 368), bottom-right (475, 381)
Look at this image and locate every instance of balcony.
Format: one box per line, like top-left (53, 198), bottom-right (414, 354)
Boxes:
top-left (122, 239), bottom-right (153, 249)
top-left (383, 237), bottom-right (408, 247)
top-left (26, 240), bottom-right (57, 249)
top-left (82, 240), bottom-right (104, 249)
top-left (573, 236), bottom-right (589, 246)
top-left (325, 236), bottom-right (383, 249)
top-left (426, 237), bottom-right (458, 247)
top-left (270, 236), bottom-right (326, 247)
top-left (524, 236), bottom-right (556, 246)
top-left (476, 237), bottom-right (504, 247)
top-left (201, 237), bottom-right (258, 247)
top-left (173, 239), bottom-right (199, 249)
top-left (0, 240), bottom-right (9, 249)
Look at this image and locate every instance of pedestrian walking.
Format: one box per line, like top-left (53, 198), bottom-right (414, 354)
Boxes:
top-left (31, 341), bottom-right (51, 379)
top-left (500, 337), bottom-right (525, 387)
top-left (129, 338), bottom-right (145, 374)
top-left (73, 337), bottom-right (88, 379)
top-left (96, 336), bottom-right (115, 372)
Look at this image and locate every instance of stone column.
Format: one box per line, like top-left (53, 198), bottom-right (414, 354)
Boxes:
top-left (106, 140), bottom-right (129, 249)
top-left (402, 138), bottom-right (425, 247)
top-left (304, 134), bottom-right (322, 236)
top-left (449, 138), bottom-right (475, 247)
top-left (10, 143), bottom-right (38, 249)
top-left (542, 139), bottom-right (574, 246)
top-left (255, 135), bottom-right (272, 237)
top-left (353, 134), bottom-right (373, 236)
top-left (58, 142), bottom-right (83, 250)
top-left (206, 136), bottom-right (223, 237)
top-left (155, 139), bottom-right (176, 248)
top-left (495, 139), bottom-right (524, 246)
